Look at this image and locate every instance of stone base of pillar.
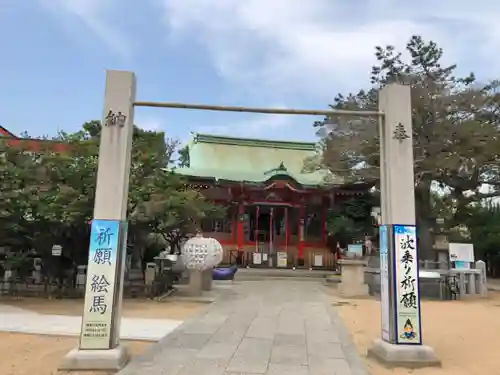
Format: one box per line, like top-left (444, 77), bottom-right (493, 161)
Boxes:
top-left (202, 269), bottom-right (213, 291)
top-left (188, 270), bottom-right (204, 296)
top-left (337, 259), bottom-right (369, 298)
top-left (188, 269), bottom-right (213, 296)
top-left (367, 339), bottom-right (441, 368)
top-left (59, 345), bottom-right (129, 371)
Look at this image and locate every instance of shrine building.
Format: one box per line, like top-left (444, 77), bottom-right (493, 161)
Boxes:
top-left (175, 133), bottom-right (368, 269)
top-left (0, 124), bottom-right (370, 269)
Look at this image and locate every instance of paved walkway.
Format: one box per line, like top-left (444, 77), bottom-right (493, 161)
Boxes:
top-left (117, 281), bottom-right (369, 375)
top-left (0, 305), bottom-right (182, 341)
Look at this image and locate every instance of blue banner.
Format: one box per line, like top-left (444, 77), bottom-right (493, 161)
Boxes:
top-left (88, 220), bottom-right (120, 265)
top-left (379, 225), bottom-right (390, 341)
top-left (80, 219), bottom-right (122, 350)
top-left (392, 224), bottom-right (422, 345)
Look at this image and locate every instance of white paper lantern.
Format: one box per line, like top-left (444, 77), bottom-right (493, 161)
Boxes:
top-left (207, 237), bottom-right (223, 266)
top-left (181, 234), bottom-right (223, 271)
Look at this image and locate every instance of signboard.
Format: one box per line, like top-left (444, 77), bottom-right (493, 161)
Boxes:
top-left (277, 252), bottom-right (287, 268)
top-left (79, 219), bottom-right (122, 350)
top-left (393, 225), bottom-right (422, 345)
top-left (454, 261), bottom-right (469, 270)
top-left (253, 252), bottom-right (262, 265)
top-left (347, 244), bottom-right (363, 258)
top-left (313, 254), bottom-right (323, 267)
top-left (449, 243), bottom-right (474, 269)
top-left (379, 225), bottom-right (390, 341)
top-left (51, 245), bottom-right (62, 256)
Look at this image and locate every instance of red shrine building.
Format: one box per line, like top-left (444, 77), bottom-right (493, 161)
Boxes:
top-left (0, 125), bottom-right (69, 152)
top-left (176, 133), bottom-right (368, 268)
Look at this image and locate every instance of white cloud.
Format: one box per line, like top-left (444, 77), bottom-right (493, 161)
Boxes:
top-left (160, 0), bottom-right (500, 99)
top-left (38, 0), bottom-right (130, 56)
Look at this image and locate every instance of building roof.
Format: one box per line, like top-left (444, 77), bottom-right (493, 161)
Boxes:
top-left (0, 125), bottom-right (18, 138)
top-left (174, 133), bottom-right (342, 187)
top-left (0, 125), bottom-right (72, 152)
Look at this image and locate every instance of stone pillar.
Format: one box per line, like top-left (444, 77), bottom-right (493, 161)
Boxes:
top-left (337, 259), bottom-right (369, 297)
top-left (459, 272), bottom-right (467, 298)
top-left (188, 269), bottom-right (213, 295)
top-left (3, 269), bottom-right (14, 295)
top-left (60, 70), bottom-right (136, 371)
top-left (475, 260), bottom-right (488, 297)
top-left (144, 263), bottom-right (156, 286)
top-left (367, 84), bottom-right (440, 368)
top-left (202, 269), bottom-right (213, 291)
top-left (467, 273), bottom-right (476, 294)
top-left (188, 270), bottom-right (204, 296)
top-left (76, 266), bottom-right (87, 289)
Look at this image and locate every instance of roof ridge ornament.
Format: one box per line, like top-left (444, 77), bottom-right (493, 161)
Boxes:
top-left (277, 161), bottom-right (287, 171)
top-left (264, 161), bottom-right (288, 176)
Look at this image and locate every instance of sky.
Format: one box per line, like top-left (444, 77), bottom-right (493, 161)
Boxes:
top-left (1, 0), bottom-right (500, 145)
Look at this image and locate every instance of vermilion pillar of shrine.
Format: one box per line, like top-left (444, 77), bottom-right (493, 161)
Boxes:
top-left (298, 205), bottom-right (305, 264)
top-left (237, 204), bottom-right (244, 250)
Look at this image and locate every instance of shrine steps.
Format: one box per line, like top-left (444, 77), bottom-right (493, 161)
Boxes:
top-left (234, 267), bottom-right (334, 282)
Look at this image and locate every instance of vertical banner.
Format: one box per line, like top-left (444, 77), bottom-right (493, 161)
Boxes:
top-left (393, 225), bottom-right (422, 345)
top-left (379, 225), bottom-right (390, 342)
top-left (80, 219), bottom-right (122, 349)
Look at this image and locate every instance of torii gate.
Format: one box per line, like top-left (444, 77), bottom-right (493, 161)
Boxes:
top-left (60, 70), bottom-right (440, 371)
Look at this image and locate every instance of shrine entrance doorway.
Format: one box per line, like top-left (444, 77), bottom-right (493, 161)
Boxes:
top-left (245, 203), bottom-right (298, 267)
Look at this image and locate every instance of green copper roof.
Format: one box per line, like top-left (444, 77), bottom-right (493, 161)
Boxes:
top-left (174, 133), bottom-right (341, 186)
top-left (191, 133), bottom-right (317, 151)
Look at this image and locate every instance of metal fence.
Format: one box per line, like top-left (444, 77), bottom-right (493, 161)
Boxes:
top-left (364, 256), bottom-right (488, 300)
top-left (0, 277), bottom-right (156, 299)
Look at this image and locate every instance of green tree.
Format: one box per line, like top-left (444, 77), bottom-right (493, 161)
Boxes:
top-left (312, 35), bottom-right (500, 259)
top-left (326, 193), bottom-right (378, 246)
top-left (177, 145), bottom-right (190, 167)
top-left (464, 204), bottom-right (500, 263)
top-left (0, 121), bottom-right (221, 280)
top-left (0, 139), bottom-right (43, 252)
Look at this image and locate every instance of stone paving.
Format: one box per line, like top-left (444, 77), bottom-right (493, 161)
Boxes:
top-left (0, 305), bottom-right (183, 341)
top-left (117, 280), bottom-right (370, 375)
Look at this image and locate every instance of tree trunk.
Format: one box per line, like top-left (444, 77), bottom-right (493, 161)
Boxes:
top-left (449, 188), bottom-right (472, 228)
top-left (415, 179), bottom-right (434, 261)
top-left (416, 217), bottom-right (434, 261)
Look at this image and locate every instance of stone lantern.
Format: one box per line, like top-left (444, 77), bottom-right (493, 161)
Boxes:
top-left (181, 233), bottom-right (223, 296)
top-left (433, 217), bottom-right (449, 269)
